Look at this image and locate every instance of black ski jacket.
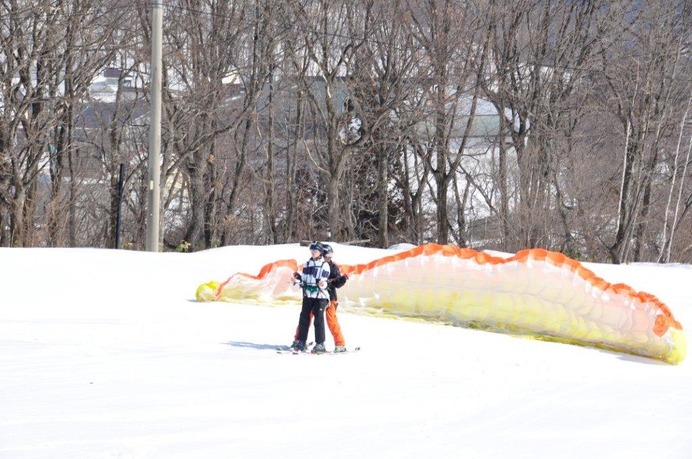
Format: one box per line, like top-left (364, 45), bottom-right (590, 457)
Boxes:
top-left (325, 260), bottom-right (348, 301)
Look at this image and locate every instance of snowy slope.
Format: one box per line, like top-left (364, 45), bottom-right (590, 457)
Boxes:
top-left (1, 244), bottom-right (690, 459)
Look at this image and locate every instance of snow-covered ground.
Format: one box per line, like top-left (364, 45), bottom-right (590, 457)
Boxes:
top-left (1, 244), bottom-right (690, 459)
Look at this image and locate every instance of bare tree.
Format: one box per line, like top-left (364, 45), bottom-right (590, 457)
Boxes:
top-left (150, 0), bottom-right (269, 250)
top-left (659, 95), bottom-right (692, 262)
top-left (598, 1), bottom-right (692, 263)
top-left (0, 0), bottom-right (139, 247)
top-left (0, 1), bottom-right (62, 246)
top-left (339, 0), bottom-right (430, 247)
top-left (479, 0), bottom-right (605, 252)
top-left (401, 0), bottom-right (486, 244)
top-left (51, 1), bottom-right (138, 248)
top-left (2, 0), bottom-right (691, 265)
top-left (287, 0), bottom-right (372, 241)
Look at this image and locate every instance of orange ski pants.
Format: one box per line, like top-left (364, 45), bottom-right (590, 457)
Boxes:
top-left (294, 300), bottom-right (345, 346)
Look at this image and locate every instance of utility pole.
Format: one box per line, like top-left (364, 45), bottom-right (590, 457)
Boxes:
top-left (146, 1), bottom-right (163, 252)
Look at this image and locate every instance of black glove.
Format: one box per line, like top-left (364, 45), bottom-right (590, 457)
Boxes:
top-left (293, 272), bottom-right (301, 280)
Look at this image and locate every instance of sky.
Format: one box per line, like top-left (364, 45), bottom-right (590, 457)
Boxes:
top-left (1, 243), bottom-right (691, 459)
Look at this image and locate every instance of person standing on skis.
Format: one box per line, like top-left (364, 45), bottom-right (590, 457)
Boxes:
top-left (292, 242), bottom-right (331, 353)
top-left (291, 243), bottom-right (350, 353)
top-left (320, 244), bottom-right (349, 352)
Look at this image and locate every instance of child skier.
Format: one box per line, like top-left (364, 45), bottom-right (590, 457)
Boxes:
top-left (291, 243), bottom-right (349, 353)
top-left (292, 242), bottom-right (331, 353)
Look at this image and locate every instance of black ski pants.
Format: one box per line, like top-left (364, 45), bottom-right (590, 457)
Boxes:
top-left (297, 297), bottom-right (328, 344)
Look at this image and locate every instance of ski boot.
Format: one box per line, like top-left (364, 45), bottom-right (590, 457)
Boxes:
top-left (291, 340), bottom-right (306, 352)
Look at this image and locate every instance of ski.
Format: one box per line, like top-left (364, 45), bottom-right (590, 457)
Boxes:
top-left (331, 346), bottom-right (360, 355)
top-left (276, 346), bottom-right (360, 355)
top-left (276, 341), bottom-right (313, 354)
top-left (311, 346), bottom-right (361, 355)
top-left (276, 348), bottom-right (310, 355)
